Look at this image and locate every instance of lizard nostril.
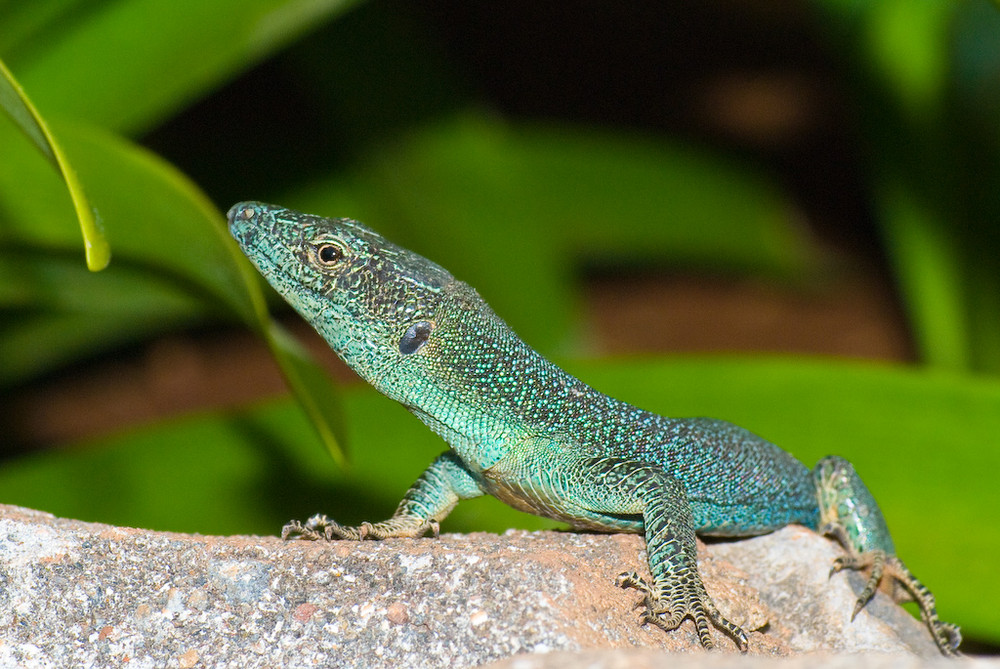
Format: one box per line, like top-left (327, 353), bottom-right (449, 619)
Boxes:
top-left (226, 203), bottom-right (260, 233)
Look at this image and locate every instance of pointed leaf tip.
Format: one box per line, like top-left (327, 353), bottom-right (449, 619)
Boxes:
top-left (0, 57), bottom-right (110, 272)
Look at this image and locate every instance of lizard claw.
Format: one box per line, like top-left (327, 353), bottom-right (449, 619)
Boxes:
top-left (615, 570), bottom-right (748, 652)
top-left (281, 514), bottom-right (370, 541)
top-left (827, 547), bottom-right (961, 656)
top-left (281, 513), bottom-right (442, 542)
top-left (281, 517), bottom-right (327, 541)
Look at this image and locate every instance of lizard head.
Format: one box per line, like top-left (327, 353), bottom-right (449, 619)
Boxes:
top-left (227, 201), bottom-right (456, 389)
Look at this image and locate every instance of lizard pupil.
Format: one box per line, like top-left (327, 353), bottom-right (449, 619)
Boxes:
top-left (317, 244), bottom-right (343, 264)
top-left (399, 321), bottom-right (433, 355)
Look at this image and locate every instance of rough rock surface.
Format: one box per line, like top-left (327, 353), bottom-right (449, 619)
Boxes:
top-left (0, 504), bottom-right (960, 668)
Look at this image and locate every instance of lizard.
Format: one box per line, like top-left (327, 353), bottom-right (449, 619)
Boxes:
top-left (227, 201), bottom-right (960, 655)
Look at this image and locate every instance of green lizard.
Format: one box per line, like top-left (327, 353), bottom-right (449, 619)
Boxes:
top-left (228, 202), bottom-right (960, 655)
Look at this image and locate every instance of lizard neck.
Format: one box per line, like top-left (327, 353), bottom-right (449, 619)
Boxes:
top-left (369, 281), bottom-right (617, 471)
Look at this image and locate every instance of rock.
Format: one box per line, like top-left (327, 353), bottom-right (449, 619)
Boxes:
top-left (0, 504), bottom-right (955, 668)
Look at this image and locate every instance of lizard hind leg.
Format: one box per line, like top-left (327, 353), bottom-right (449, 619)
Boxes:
top-left (813, 456), bottom-right (961, 656)
top-left (604, 462), bottom-right (748, 651)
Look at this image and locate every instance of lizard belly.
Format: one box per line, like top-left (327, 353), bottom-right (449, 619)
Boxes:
top-left (478, 438), bottom-right (647, 533)
top-left (482, 472), bottom-right (644, 532)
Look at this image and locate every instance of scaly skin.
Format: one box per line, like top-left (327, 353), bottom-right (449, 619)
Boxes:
top-left (228, 202), bottom-right (959, 654)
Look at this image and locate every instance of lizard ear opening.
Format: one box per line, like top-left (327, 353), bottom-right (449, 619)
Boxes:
top-left (399, 320), bottom-right (434, 355)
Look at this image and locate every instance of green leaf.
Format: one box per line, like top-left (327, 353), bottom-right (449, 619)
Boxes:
top-left (864, 0), bottom-right (955, 121)
top-left (264, 321), bottom-right (349, 467)
top-left (0, 254), bottom-right (211, 386)
top-left (511, 123), bottom-right (812, 275)
top-left (877, 182), bottom-right (969, 369)
top-left (0, 115), bottom-right (254, 320)
top-left (0, 115), bottom-right (345, 461)
top-left (808, 0), bottom-right (1000, 373)
top-left (3, 0), bottom-right (362, 135)
top-left (0, 0), bottom-right (93, 56)
top-left (0, 57), bottom-right (108, 270)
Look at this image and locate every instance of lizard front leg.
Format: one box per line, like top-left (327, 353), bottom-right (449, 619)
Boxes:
top-left (813, 455), bottom-right (961, 656)
top-left (574, 457), bottom-right (748, 651)
top-left (282, 451), bottom-right (485, 541)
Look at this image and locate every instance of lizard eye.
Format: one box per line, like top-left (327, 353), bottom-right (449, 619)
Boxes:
top-left (399, 321), bottom-right (433, 355)
top-left (313, 242), bottom-right (345, 266)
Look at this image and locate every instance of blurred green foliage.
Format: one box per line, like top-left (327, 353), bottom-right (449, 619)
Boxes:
top-left (1, 0), bottom-right (998, 645)
top-left (818, 0), bottom-right (1000, 371)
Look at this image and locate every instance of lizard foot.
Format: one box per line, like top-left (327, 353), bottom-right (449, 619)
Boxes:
top-left (825, 538), bottom-right (961, 656)
top-left (615, 571), bottom-right (749, 652)
top-left (281, 514), bottom-right (440, 541)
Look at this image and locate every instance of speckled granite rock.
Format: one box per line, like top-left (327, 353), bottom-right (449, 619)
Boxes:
top-left (0, 504), bottom-right (945, 668)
